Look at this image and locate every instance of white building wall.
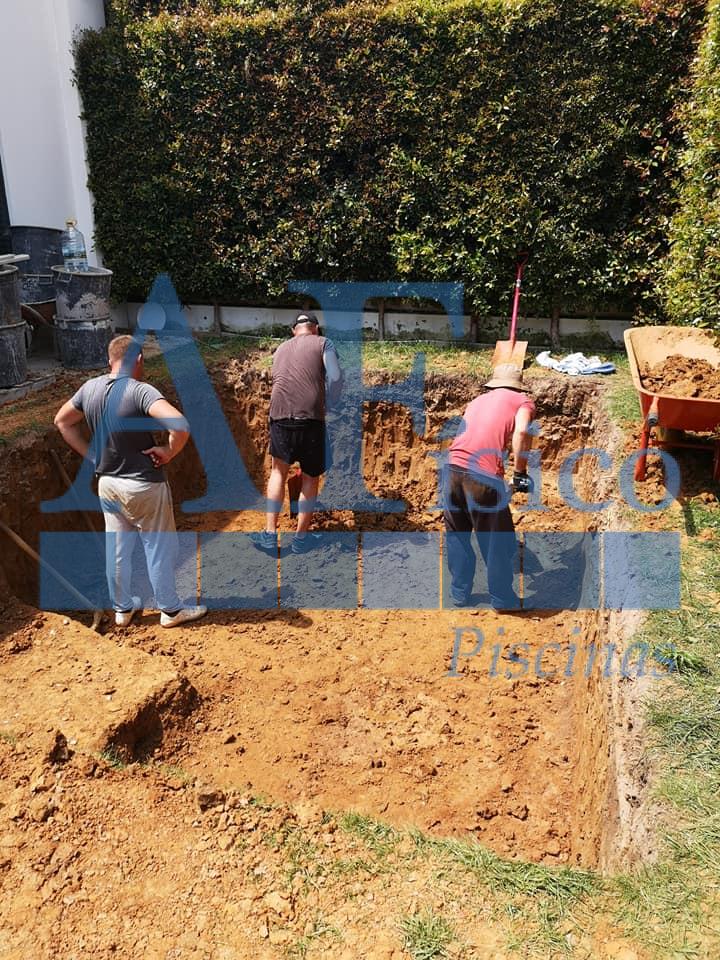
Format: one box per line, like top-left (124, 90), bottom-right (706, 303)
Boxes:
top-left (0, 0), bottom-right (105, 262)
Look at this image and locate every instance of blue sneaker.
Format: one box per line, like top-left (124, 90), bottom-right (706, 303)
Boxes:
top-left (491, 591), bottom-right (522, 612)
top-left (290, 532), bottom-right (322, 555)
top-left (450, 588), bottom-right (471, 607)
top-left (250, 531), bottom-right (278, 555)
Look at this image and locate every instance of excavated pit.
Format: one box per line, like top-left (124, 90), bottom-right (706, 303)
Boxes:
top-left (0, 362), bottom-right (645, 869)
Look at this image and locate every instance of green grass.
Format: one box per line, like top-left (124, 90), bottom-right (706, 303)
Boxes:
top-left (597, 484), bottom-right (720, 955)
top-left (362, 340), bottom-right (494, 378)
top-left (412, 832), bottom-right (597, 901)
top-left (333, 815), bottom-right (600, 955)
top-left (610, 863), bottom-right (707, 956)
top-left (338, 811), bottom-right (401, 855)
top-left (411, 831), bottom-right (599, 953)
top-left (0, 730), bottom-right (19, 747)
top-left (329, 855), bottom-right (389, 879)
top-left (286, 918), bottom-right (341, 958)
top-left (261, 819), bottom-right (324, 888)
top-left (99, 746), bottom-right (127, 770)
top-left (400, 909), bottom-right (455, 960)
top-left (155, 762), bottom-right (194, 784)
top-left (0, 417), bottom-right (47, 445)
top-left (606, 356), bottom-right (640, 427)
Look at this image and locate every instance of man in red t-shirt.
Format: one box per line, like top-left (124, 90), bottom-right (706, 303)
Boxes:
top-left (444, 363), bottom-right (535, 610)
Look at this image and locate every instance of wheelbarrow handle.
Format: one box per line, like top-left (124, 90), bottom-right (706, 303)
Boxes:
top-left (647, 398), bottom-right (659, 428)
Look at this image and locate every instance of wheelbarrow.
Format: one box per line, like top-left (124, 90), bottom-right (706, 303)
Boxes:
top-left (624, 325), bottom-right (720, 482)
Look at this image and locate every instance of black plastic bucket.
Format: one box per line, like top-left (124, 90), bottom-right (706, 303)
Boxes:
top-left (55, 317), bottom-right (112, 370)
top-left (10, 225), bottom-right (63, 305)
top-left (0, 264), bottom-right (21, 327)
top-left (0, 321), bottom-right (28, 387)
top-left (53, 266), bottom-right (112, 322)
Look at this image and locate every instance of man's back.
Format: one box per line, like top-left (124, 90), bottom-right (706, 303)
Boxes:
top-left (71, 374), bottom-right (165, 481)
top-left (270, 335), bottom-right (328, 421)
top-left (450, 388), bottom-right (535, 478)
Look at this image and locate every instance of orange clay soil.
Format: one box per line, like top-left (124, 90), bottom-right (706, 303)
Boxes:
top-left (0, 361), bottom-right (670, 959)
top-left (642, 354), bottom-right (720, 400)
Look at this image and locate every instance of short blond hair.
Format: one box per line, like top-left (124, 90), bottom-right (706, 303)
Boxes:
top-left (108, 334), bottom-right (137, 366)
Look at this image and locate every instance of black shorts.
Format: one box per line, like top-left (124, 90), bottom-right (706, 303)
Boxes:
top-left (269, 418), bottom-right (326, 477)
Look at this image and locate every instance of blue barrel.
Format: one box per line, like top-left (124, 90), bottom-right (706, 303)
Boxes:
top-left (53, 265), bottom-right (112, 321)
top-left (55, 316), bottom-right (112, 370)
top-left (10, 225), bottom-right (63, 305)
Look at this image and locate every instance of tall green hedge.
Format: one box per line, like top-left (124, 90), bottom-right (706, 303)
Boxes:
top-left (78, 0), bottom-right (703, 312)
top-left (662, 0), bottom-right (720, 330)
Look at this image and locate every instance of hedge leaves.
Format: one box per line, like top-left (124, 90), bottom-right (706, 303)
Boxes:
top-left (79, 0), bottom-right (703, 313)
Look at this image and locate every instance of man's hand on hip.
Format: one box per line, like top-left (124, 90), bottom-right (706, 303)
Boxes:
top-left (143, 445), bottom-right (172, 467)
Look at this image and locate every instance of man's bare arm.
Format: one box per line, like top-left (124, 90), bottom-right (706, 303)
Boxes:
top-left (142, 398), bottom-right (190, 467)
top-left (511, 406), bottom-right (534, 474)
top-left (54, 401), bottom-right (90, 459)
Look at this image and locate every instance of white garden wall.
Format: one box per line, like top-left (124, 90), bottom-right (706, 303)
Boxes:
top-left (0, 0), bottom-right (105, 262)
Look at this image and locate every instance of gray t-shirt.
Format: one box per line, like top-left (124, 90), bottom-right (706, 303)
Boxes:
top-left (71, 374), bottom-right (165, 482)
top-left (269, 335), bottom-right (341, 421)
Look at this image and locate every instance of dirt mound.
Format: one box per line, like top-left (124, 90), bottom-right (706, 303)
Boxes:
top-left (0, 595), bottom-right (199, 762)
top-left (641, 354), bottom-right (720, 399)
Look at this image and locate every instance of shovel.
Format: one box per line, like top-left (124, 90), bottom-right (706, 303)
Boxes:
top-left (492, 253), bottom-right (529, 369)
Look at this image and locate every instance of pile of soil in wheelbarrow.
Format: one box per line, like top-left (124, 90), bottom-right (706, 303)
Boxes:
top-left (641, 354), bottom-right (720, 399)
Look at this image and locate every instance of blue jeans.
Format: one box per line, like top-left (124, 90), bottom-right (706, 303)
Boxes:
top-left (442, 465), bottom-right (518, 607)
top-left (99, 476), bottom-right (181, 613)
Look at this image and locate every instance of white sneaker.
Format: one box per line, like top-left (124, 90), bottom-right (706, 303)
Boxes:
top-left (115, 597), bottom-right (142, 628)
top-left (160, 605), bottom-right (208, 628)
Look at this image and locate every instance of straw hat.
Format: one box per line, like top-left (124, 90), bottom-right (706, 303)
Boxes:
top-left (485, 363), bottom-right (525, 390)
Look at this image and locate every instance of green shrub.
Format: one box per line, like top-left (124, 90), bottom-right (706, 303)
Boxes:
top-left (661, 0), bottom-right (720, 330)
top-left (79, 0), bottom-right (704, 308)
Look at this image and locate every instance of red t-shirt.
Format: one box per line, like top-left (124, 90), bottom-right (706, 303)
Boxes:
top-left (449, 388), bottom-right (535, 477)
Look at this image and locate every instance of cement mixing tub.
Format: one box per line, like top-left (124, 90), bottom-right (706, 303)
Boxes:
top-left (0, 263), bottom-right (21, 326)
top-left (54, 316), bottom-right (112, 370)
top-left (624, 325), bottom-right (720, 482)
top-left (0, 265), bottom-right (27, 388)
top-left (52, 265), bottom-right (112, 322)
top-left (10, 225), bottom-right (63, 306)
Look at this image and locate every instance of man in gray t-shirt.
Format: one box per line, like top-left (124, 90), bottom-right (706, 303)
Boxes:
top-left (54, 334), bottom-right (207, 629)
top-left (252, 311), bottom-right (342, 556)
top-left (70, 373), bottom-right (167, 482)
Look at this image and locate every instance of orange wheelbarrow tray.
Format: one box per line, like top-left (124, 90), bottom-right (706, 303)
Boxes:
top-left (623, 325), bottom-right (720, 482)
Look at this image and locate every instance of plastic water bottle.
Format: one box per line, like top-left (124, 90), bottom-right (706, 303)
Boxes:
top-left (61, 219), bottom-right (89, 271)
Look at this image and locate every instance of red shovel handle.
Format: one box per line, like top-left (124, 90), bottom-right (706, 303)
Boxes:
top-left (509, 253), bottom-right (529, 347)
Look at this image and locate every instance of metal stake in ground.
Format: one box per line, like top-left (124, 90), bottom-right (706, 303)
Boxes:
top-left (48, 449), bottom-right (107, 630)
top-left (0, 519), bottom-right (104, 632)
